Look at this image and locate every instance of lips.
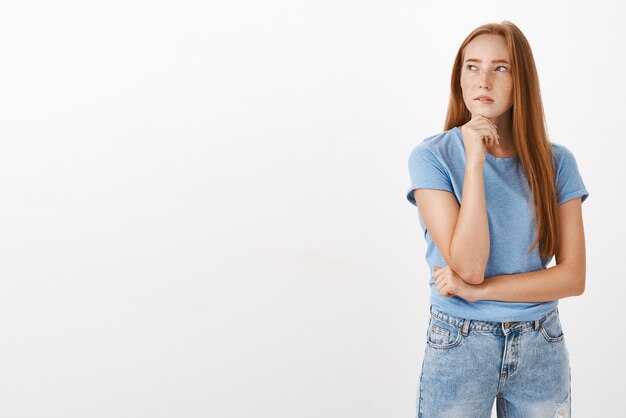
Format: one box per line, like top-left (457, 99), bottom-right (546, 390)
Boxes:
top-left (475, 95), bottom-right (494, 103)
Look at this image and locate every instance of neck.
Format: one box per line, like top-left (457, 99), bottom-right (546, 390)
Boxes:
top-left (486, 114), bottom-right (515, 156)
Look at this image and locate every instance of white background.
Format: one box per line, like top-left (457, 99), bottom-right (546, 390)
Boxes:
top-left (1, 1), bottom-right (623, 417)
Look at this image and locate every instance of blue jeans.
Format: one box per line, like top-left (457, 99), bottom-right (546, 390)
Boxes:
top-left (417, 305), bottom-right (571, 417)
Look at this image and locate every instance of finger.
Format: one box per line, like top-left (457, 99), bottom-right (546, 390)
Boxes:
top-left (491, 123), bottom-right (500, 144)
top-left (475, 115), bottom-right (496, 131)
top-left (440, 282), bottom-right (454, 298)
top-left (476, 119), bottom-right (498, 143)
top-left (481, 124), bottom-right (497, 145)
top-left (439, 282), bottom-right (450, 298)
top-left (437, 269), bottom-right (449, 281)
top-left (487, 126), bottom-right (498, 145)
top-left (488, 122), bottom-right (499, 144)
top-left (478, 128), bottom-right (494, 145)
top-left (436, 272), bottom-right (447, 285)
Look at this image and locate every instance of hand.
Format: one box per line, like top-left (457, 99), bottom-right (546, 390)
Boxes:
top-left (459, 114), bottom-right (500, 166)
top-left (433, 265), bottom-right (480, 302)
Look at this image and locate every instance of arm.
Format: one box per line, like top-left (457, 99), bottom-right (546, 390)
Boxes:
top-left (414, 161), bottom-right (490, 284)
top-left (473, 197), bottom-right (586, 302)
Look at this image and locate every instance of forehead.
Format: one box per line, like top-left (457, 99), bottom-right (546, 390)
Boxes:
top-left (463, 34), bottom-right (510, 62)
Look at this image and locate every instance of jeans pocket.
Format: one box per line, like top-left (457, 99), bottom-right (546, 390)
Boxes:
top-left (426, 316), bottom-right (463, 349)
top-left (539, 310), bottom-right (565, 343)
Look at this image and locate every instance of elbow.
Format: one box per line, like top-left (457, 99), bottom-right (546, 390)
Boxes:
top-left (574, 286), bottom-right (585, 297)
top-left (574, 275), bottom-right (586, 296)
top-left (466, 272), bottom-right (486, 285)
top-left (446, 254), bottom-right (487, 285)
top-left (455, 266), bottom-right (485, 285)
top-left (462, 260), bottom-right (487, 285)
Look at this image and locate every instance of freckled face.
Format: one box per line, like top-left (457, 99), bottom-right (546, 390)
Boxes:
top-left (460, 34), bottom-right (514, 119)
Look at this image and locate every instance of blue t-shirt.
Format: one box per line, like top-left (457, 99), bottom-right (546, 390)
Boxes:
top-left (406, 126), bottom-right (589, 322)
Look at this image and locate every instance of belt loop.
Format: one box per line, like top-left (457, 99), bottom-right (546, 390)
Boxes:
top-left (462, 319), bottom-right (471, 336)
top-left (534, 319), bottom-right (540, 330)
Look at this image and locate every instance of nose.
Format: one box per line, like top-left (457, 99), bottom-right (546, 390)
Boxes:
top-left (479, 71), bottom-right (491, 90)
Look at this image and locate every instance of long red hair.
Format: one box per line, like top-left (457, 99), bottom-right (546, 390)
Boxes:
top-left (444, 21), bottom-right (558, 258)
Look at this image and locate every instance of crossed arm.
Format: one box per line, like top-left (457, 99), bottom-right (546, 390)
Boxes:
top-left (474, 256), bottom-right (585, 302)
top-left (414, 186), bottom-right (586, 303)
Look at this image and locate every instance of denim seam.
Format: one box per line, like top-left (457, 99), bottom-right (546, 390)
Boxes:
top-left (539, 308), bottom-right (559, 325)
top-left (554, 390), bottom-right (570, 417)
top-left (539, 325), bottom-right (565, 343)
top-left (430, 306), bottom-right (559, 332)
top-left (497, 396), bottom-right (508, 417)
top-left (507, 333), bottom-right (520, 376)
top-left (426, 326), bottom-right (463, 350)
top-left (430, 321), bottom-right (537, 333)
top-left (417, 357), bottom-right (425, 418)
top-left (431, 325), bottom-right (449, 337)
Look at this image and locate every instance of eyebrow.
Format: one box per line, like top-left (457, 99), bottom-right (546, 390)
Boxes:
top-left (465, 58), bottom-right (511, 65)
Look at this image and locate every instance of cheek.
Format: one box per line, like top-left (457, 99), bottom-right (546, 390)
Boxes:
top-left (502, 85), bottom-right (513, 105)
top-left (501, 78), bottom-right (513, 98)
top-left (460, 76), bottom-right (472, 98)
top-left (460, 73), bottom-right (479, 94)
top-left (460, 73), bottom-right (471, 89)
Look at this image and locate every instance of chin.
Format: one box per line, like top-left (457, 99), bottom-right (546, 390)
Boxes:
top-left (468, 106), bottom-right (505, 119)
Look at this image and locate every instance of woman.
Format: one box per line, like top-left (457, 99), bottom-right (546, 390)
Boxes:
top-left (406, 21), bottom-right (588, 417)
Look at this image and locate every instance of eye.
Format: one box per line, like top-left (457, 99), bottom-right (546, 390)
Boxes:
top-left (495, 66), bottom-right (508, 72)
top-left (466, 64), bottom-right (476, 70)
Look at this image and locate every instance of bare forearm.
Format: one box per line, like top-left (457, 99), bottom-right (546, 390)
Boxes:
top-left (449, 163), bottom-right (490, 283)
top-left (473, 264), bottom-right (584, 302)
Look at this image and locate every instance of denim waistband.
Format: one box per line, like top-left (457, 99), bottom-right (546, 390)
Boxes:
top-left (429, 305), bottom-right (560, 332)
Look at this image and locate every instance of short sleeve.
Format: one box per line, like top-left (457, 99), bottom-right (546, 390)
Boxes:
top-left (555, 145), bottom-right (589, 206)
top-left (406, 144), bottom-right (453, 207)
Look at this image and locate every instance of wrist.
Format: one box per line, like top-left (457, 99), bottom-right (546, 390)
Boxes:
top-left (466, 159), bottom-right (485, 171)
top-left (471, 281), bottom-right (488, 302)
